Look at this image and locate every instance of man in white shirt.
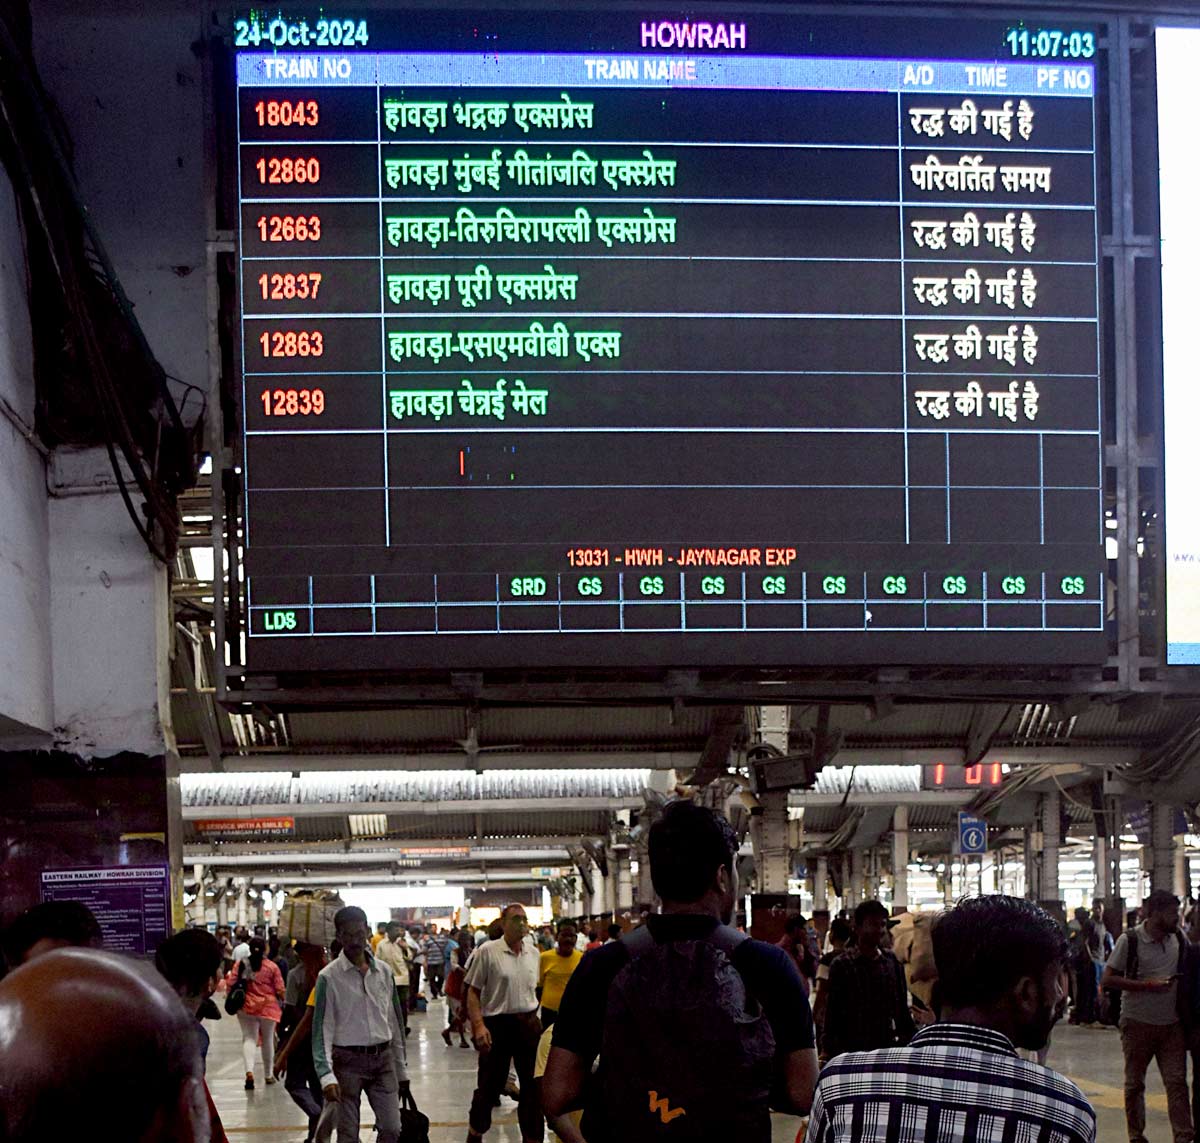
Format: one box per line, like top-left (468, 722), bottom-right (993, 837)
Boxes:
top-left (312, 907), bottom-right (408, 1143)
top-left (465, 903), bottom-right (543, 1143)
top-left (375, 921), bottom-right (411, 1035)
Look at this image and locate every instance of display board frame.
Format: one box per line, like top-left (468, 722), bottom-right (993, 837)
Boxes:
top-left (203, 2), bottom-right (1194, 704)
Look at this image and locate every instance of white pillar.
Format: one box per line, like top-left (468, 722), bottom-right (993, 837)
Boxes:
top-left (1093, 832), bottom-right (1109, 903)
top-left (813, 856), bottom-right (829, 912)
top-left (236, 881), bottom-right (249, 928)
top-left (590, 854), bottom-right (609, 922)
top-left (188, 863), bottom-right (205, 926)
top-left (943, 861), bottom-right (955, 905)
top-left (217, 893), bottom-right (229, 927)
top-left (606, 848), bottom-right (619, 917)
top-left (757, 791), bottom-right (790, 893)
top-left (1150, 803), bottom-right (1176, 892)
top-left (753, 706), bottom-right (791, 893)
top-left (850, 849), bottom-right (865, 906)
top-left (865, 849), bottom-right (881, 901)
top-left (615, 847), bottom-right (633, 911)
top-left (1175, 835), bottom-right (1189, 899)
top-left (635, 839), bottom-right (654, 906)
top-left (892, 807), bottom-right (910, 911)
top-left (1039, 790), bottom-right (1061, 904)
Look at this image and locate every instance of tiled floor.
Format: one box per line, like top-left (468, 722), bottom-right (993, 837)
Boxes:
top-left (207, 1001), bottom-right (1171, 1141)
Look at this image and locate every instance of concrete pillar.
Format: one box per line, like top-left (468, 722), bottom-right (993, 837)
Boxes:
top-left (188, 863), bottom-right (205, 926)
top-left (943, 861), bottom-right (954, 905)
top-left (0, 437), bottom-right (181, 934)
top-left (892, 806), bottom-right (910, 911)
top-left (217, 893), bottom-right (229, 927)
top-left (850, 849), bottom-right (865, 906)
top-left (1175, 835), bottom-right (1189, 900)
top-left (1150, 803), bottom-right (1176, 892)
top-left (1093, 832), bottom-right (1109, 903)
top-left (635, 840), bottom-right (654, 905)
top-left (1027, 830), bottom-right (1036, 902)
top-left (752, 706), bottom-right (791, 893)
top-left (608, 852), bottom-right (621, 917)
top-left (813, 856), bottom-right (829, 912)
top-left (1038, 789), bottom-right (1061, 905)
top-left (236, 881), bottom-right (249, 928)
top-left (592, 854), bottom-right (609, 922)
top-left (757, 791), bottom-right (790, 892)
top-left (615, 846), bottom-right (633, 911)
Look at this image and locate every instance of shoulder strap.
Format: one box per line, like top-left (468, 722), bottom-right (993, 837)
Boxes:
top-left (620, 922), bottom-right (749, 960)
top-left (621, 924), bottom-right (656, 958)
top-left (706, 924), bottom-right (750, 958)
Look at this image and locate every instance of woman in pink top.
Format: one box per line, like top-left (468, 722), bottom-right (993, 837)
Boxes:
top-left (226, 935), bottom-right (285, 1090)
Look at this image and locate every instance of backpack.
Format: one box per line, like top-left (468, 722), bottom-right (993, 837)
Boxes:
top-left (224, 962), bottom-right (248, 1016)
top-left (1124, 928), bottom-right (1185, 982)
top-left (1125, 928), bottom-right (1193, 1025)
top-left (597, 925), bottom-right (777, 1143)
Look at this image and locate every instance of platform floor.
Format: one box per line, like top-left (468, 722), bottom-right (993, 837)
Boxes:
top-left (207, 1000), bottom-right (1173, 1141)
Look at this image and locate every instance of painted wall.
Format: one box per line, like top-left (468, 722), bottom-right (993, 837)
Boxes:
top-left (0, 1), bottom-right (203, 753)
top-left (30, 0), bottom-right (210, 422)
top-left (0, 172), bottom-right (53, 742)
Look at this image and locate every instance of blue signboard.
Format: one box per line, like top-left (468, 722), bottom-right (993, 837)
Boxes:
top-left (957, 813), bottom-right (988, 855)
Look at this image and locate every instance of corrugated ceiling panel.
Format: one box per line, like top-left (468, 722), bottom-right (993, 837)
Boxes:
top-left (282, 705), bottom-right (721, 750)
top-left (284, 709), bottom-right (468, 748)
top-left (296, 769), bottom-right (649, 803)
top-left (481, 705), bottom-right (717, 744)
top-left (181, 773), bottom-right (295, 807)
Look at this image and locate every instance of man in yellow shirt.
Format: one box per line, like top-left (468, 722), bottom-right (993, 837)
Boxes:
top-left (538, 924), bottom-right (582, 1029)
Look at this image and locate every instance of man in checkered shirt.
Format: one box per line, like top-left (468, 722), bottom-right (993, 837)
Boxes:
top-left (806, 895), bottom-right (1096, 1143)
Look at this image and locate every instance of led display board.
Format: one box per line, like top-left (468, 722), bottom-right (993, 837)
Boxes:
top-left (1158, 26), bottom-right (1200, 665)
top-left (229, 8), bottom-right (1105, 676)
top-left (922, 762), bottom-right (1005, 790)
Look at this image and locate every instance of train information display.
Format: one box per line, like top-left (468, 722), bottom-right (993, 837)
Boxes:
top-left (231, 9), bottom-right (1105, 673)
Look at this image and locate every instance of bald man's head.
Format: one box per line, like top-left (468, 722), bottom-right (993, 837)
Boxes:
top-left (0, 948), bottom-right (209, 1143)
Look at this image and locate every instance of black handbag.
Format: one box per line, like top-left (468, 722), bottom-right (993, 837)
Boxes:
top-left (399, 1089), bottom-right (429, 1143)
top-left (224, 963), bottom-right (248, 1016)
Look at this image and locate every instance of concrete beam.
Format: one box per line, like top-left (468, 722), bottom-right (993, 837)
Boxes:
top-left (179, 746), bottom-right (1141, 775)
top-left (194, 849), bottom-right (571, 867)
top-left (831, 748), bottom-right (1140, 767)
top-left (180, 751), bottom-right (697, 774)
top-left (183, 796), bottom-right (641, 821)
top-left (185, 837), bottom-right (589, 857)
top-left (219, 873), bottom-right (548, 888)
top-left (789, 790), bottom-right (972, 808)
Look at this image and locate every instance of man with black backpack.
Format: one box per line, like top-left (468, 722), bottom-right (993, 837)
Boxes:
top-left (1103, 889), bottom-right (1193, 1143)
top-left (542, 800), bottom-right (818, 1143)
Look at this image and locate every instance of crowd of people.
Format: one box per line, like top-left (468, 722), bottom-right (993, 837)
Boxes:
top-left (12, 802), bottom-right (1200, 1141)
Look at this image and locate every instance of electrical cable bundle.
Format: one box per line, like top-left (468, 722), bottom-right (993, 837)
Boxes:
top-left (0, 8), bottom-right (198, 561)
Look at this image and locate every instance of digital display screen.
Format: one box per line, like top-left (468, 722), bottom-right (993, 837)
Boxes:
top-left (1158, 26), bottom-right (1200, 666)
top-left (922, 762), bottom-right (1005, 789)
top-left (231, 8), bottom-right (1105, 675)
